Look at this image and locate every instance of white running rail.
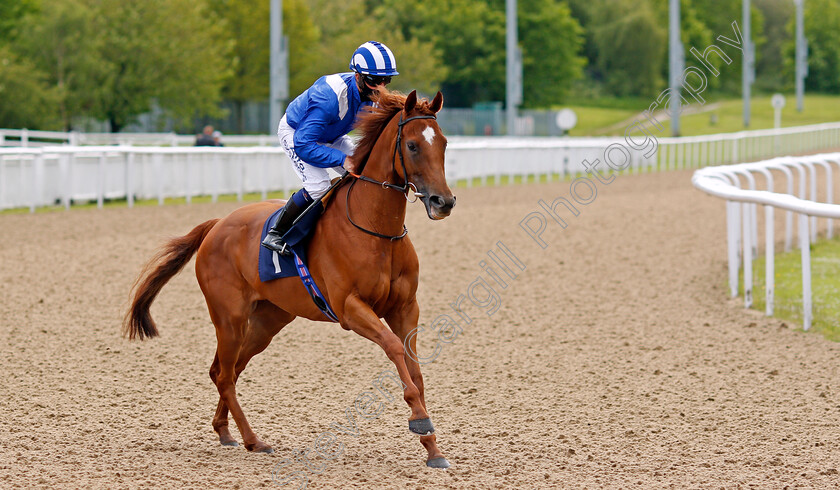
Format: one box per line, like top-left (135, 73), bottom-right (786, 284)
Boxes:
top-left (692, 153), bottom-right (840, 330)
top-left (3, 121), bottom-right (840, 214)
top-left (0, 139), bottom-right (663, 212)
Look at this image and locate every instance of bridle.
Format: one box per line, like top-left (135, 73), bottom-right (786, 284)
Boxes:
top-left (346, 113), bottom-right (437, 240)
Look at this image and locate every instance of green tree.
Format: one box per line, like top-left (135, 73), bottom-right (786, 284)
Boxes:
top-left (754, 0), bottom-right (793, 92)
top-left (17, 0), bottom-right (233, 132)
top-left (518, 0), bottom-right (585, 107)
top-left (690, 0), bottom-right (765, 94)
top-left (0, 0), bottom-right (38, 41)
top-left (398, 0), bottom-right (505, 105)
top-left (308, 0), bottom-right (448, 98)
top-left (590, 0), bottom-right (667, 97)
top-left (784, 0), bottom-right (840, 93)
top-left (0, 46), bottom-right (61, 129)
top-left (14, 0), bottom-right (102, 129)
top-left (91, 0), bottom-right (233, 131)
top-left (209, 0), bottom-right (322, 131)
top-left (652, 0), bottom-right (716, 87)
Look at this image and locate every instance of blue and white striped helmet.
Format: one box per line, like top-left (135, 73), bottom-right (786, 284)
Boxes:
top-left (349, 41), bottom-right (399, 76)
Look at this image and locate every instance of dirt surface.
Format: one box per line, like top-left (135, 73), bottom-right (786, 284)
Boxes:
top-left (2, 168), bottom-right (840, 489)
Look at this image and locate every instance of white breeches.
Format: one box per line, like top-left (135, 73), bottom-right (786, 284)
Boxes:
top-left (277, 115), bottom-right (353, 199)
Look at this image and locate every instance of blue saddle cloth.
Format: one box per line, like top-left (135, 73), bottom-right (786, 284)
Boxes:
top-left (258, 203), bottom-right (339, 322)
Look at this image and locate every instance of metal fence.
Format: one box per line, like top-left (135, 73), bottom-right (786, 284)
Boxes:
top-left (2, 122), bottom-right (840, 215)
top-left (692, 153), bottom-right (840, 330)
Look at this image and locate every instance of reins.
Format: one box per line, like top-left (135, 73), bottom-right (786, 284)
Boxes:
top-left (345, 113), bottom-right (437, 241)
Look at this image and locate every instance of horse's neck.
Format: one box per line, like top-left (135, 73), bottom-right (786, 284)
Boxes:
top-left (361, 116), bottom-right (402, 185)
top-left (351, 118), bottom-right (407, 235)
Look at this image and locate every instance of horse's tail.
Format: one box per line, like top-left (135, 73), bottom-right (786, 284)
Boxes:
top-left (123, 218), bottom-right (220, 340)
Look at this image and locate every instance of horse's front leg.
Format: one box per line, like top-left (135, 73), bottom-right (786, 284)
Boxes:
top-left (341, 297), bottom-right (430, 426)
top-left (384, 300), bottom-right (449, 469)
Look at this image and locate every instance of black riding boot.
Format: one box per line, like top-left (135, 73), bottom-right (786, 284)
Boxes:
top-left (261, 198), bottom-right (306, 255)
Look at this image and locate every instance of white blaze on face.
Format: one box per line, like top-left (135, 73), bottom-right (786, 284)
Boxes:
top-left (422, 126), bottom-right (436, 146)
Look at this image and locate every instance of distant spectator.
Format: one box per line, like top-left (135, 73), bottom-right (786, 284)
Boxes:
top-left (195, 125), bottom-right (216, 146)
top-left (212, 130), bottom-right (224, 147)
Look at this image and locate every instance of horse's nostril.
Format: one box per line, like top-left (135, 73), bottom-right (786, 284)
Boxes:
top-left (430, 195), bottom-right (445, 207)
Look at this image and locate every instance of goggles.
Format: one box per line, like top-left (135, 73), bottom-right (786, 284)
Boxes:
top-left (361, 74), bottom-right (392, 87)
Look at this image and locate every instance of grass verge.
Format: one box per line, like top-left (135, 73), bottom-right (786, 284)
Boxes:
top-left (742, 237), bottom-right (840, 341)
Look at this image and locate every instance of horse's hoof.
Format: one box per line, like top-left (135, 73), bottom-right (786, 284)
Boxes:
top-left (246, 442), bottom-right (274, 454)
top-left (426, 457), bottom-right (450, 469)
top-left (220, 440), bottom-right (239, 447)
top-left (409, 418), bottom-right (435, 436)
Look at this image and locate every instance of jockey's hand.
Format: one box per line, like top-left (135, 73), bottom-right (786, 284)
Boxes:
top-left (343, 155), bottom-right (358, 174)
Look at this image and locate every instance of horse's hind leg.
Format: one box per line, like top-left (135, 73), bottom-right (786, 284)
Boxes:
top-left (211, 301), bottom-right (294, 448)
top-left (204, 281), bottom-right (275, 453)
top-left (210, 354), bottom-right (238, 446)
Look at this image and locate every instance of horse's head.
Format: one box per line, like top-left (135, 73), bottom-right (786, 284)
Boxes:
top-left (399, 90), bottom-right (456, 220)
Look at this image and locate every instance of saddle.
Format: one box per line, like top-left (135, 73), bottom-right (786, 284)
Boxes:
top-left (257, 175), bottom-right (348, 322)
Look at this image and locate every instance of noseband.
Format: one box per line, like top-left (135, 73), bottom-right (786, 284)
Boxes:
top-left (346, 113), bottom-right (437, 240)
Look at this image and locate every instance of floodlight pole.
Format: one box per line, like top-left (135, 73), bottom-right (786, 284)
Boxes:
top-left (270, 0), bottom-right (289, 135)
top-left (795, 0), bottom-right (807, 113)
top-left (505, 0), bottom-right (521, 136)
top-left (742, 0), bottom-right (754, 127)
top-left (668, 0), bottom-right (681, 136)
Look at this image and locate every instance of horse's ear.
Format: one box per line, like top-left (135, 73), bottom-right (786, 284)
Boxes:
top-left (430, 91), bottom-right (444, 113)
top-left (405, 90), bottom-right (417, 113)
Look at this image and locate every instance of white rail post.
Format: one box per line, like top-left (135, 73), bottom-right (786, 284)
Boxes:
top-left (765, 203), bottom-right (774, 316)
top-left (770, 164), bottom-right (794, 252)
top-left (812, 159), bottom-right (833, 238)
top-left (98, 152), bottom-right (106, 209)
top-left (694, 141), bottom-right (700, 168)
top-left (0, 155), bottom-right (4, 209)
top-left (743, 195), bottom-right (753, 308)
top-left (731, 138), bottom-right (738, 164)
top-left (799, 212), bottom-right (812, 330)
top-left (727, 201), bottom-right (740, 297)
top-left (212, 153), bottom-right (220, 203)
top-left (801, 160), bottom-right (818, 241)
top-left (261, 152), bottom-right (268, 201)
top-left (738, 169), bottom-right (759, 259)
top-left (59, 153), bottom-right (70, 210)
top-left (781, 161), bottom-right (807, 249)
top-left (155, 152), bottom-right (164, 206)
top-left (237, 153), bottom-right (244, 202)
top-left (126, 151), bottom-right (135, 208)
top-left (185, 153), bottom-right (192, 205)
top-left (754, 165), bottom-right (775, 316)
top-left (31, 152), bottom-right (44, 213)
top-left (827, 158), bottom-right (840, 238)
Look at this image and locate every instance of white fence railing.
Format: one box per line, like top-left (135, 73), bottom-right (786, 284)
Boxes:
top-left (2, 122), bottom-right (840, 213)
top-left (0, 146), bottom-right (300, 211)
top-left (692, 153), bottom-right (840, 330)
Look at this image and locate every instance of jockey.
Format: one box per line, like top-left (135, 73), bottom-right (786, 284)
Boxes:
top-left (262, 41), bottom-right (399, 254)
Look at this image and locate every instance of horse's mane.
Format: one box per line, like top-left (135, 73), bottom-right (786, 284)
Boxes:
top-left (352, 90), bottom-right (436, 172)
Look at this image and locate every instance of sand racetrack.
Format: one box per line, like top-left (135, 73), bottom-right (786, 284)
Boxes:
top-left (2, 168), bottom-right (840, 488)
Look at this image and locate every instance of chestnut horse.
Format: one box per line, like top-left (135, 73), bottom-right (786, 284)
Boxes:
top-left (124, 90), bottom-right (455, 468)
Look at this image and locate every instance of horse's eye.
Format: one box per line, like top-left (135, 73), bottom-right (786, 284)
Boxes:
top-left (407, 142), bottom-right (417, 152)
